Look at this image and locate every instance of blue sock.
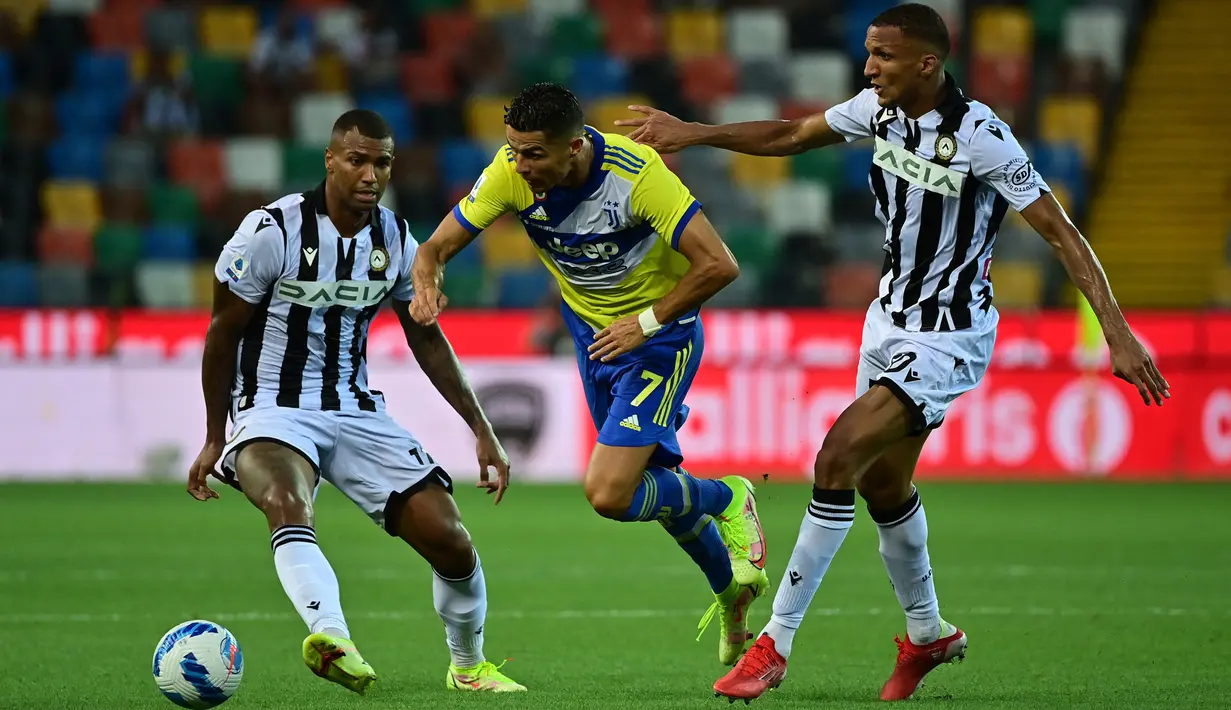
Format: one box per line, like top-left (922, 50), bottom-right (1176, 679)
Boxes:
top-left (620, 466), bottom-right (734, 522)
top-left (661, 511), bottom-right (734, 594)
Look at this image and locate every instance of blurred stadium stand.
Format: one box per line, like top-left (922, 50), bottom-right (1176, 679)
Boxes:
top-left (0, 0), bottom-right (1223, 310)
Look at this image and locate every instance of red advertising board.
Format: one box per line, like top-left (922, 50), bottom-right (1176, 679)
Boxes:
top-left (0, 308), bottom-right (1227, 480)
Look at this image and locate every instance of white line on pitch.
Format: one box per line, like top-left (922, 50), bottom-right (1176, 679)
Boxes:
top-left (0, 606), bottom-right (1226, 625)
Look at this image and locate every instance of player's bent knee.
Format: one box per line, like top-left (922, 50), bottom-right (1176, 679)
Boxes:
top-left (427, 523), bottom-right (475, 580)
top-left (254, 486), bottom-right (313, 528)
top-left (857, 475), bottom-right (914, 511)
top-left (584, 478), bottom-right (635, 520)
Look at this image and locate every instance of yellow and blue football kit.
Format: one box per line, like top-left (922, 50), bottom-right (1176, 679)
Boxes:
top-left (453, 128), bottom-right (770, 658)
top-left (453, 127), bottom-right (703, 468)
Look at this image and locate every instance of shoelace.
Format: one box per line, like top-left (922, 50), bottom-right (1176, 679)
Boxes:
top-left (736, 640), bottom-right (781, 678)
top-left (696, 600), bottom-right (723, 640)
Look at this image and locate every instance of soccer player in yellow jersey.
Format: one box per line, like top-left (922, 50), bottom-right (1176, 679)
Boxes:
top-left (409, 83), bottom-right (771, 665)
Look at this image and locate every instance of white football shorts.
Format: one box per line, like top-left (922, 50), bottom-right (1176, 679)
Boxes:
top-left (219, 407), bottom-right (452, 533)
top-left (855, 301), bottom-right (998, 435)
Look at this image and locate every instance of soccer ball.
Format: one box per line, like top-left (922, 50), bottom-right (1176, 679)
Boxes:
top-left (152, 620), bottom-right (244, 708)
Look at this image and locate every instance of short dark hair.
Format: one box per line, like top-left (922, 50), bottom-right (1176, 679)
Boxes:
top-left (871, 3), bottom-right (951, 60)
top-left (504, 83), bottom-right (585, 141)
top-left (331, 109), bottom-right (393, 142)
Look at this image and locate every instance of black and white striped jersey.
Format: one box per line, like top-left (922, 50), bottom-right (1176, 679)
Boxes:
top-left (213, 182), bottom-right (416, 414)
top-left (825, 74), bottom-right (1051, 332)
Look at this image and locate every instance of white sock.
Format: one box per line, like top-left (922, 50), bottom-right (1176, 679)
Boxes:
top-left (761, 487), bottom-right (855, 659)
top-left (433, 549), bottom-right (486, 669)
top-left (271, 525), bottom-right (350, 638)
top-left (871, 488), bottom-right (943, 645)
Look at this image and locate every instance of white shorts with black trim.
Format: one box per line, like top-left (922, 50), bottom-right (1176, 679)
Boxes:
top-left (219, 406), bottom-right (452, 534)
top-left (855, 300), bottom-right (998, 435)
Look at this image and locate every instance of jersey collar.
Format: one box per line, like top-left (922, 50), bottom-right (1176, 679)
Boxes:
top-left (934, 71), bottom-right (968, 121)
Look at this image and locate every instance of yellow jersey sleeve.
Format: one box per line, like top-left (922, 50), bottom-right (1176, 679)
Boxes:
top-left (452, 147), bottom-right (527, 234)
top-left (628, 151), bottom-right (702, 250)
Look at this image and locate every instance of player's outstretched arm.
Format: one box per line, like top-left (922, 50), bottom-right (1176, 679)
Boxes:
top-left (1020, 195), bottom-right (1170, 405)
top-left (614, 106), bottom-right (844, 156)
top-left (588, 211), bottom-right (739, 362)
top-left (189, 282), bottom-right (256, 500)
top-left (408, 213), bottom-right (478, 327)
top-left (392, 299), bottom-right (510, 503)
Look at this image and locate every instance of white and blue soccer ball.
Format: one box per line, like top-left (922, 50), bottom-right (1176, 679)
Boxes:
top-left (152, 620), bottom-right (243, 708)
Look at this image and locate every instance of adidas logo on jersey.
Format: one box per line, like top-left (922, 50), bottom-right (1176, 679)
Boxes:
top-left (529, 206), bottom-right (549, 221)
top-left (620, 414), bottom-right (641, 432)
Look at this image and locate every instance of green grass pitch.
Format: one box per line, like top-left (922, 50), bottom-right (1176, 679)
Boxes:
top-left (1, 480), bottom-right (1228, 709)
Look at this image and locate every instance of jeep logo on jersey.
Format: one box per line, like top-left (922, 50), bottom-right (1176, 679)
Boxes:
top-left (873, 137), bottom-right (965, 197)
top-left (276, 280), bottom-right (392, 307)
top-left (547, 237), bottom-right (620, 261)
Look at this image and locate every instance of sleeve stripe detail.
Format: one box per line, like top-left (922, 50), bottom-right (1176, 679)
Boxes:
top-left (671, 200), bottom-right (702, 250)
top-left (606, 145), bottom-right (646, 167)
top-left (602, 156), bottom-right (642, 174)
top-left (451, 205), bottom-right (482, 235)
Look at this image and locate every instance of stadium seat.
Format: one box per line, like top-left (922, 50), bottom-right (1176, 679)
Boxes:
top-left (282, 144), bottom-right (324, 192)
top-left (442, 263), bottom-right (489, 307)
top-left (480, 217), bottom-right (539, 270)
top-left (823, 262), bottom-right (882, 309)
top-left (766, 181), bottom-right (832, 234)
top-left (0, 261), bottom-right (38, 307)
top-left (135, 261), bottom-right (196, 308)
top-left (41, 180), bottom-right (101, 232)
top-left (471, 0), bottom-right (527, 18)
top-left (90, 5), bottom-right (146, 50)
top-left (971, 55), bottom-right (1030, 109)
top-left (73, 52), bottom-right (129, 93)
top-left (842, 0), bottom-right (888, 59)
top-left (550, 12), bottom-right (604, 56)
top-left (55, 91), bottom-right (123, 138)
top-left (603, 10), bottom-right (662, 61)
top-left (723, 225), bottom-right (777, 273)
top-left (293, 93), bottom-right (355, 145)
top-left (1032, 142), bottom-right (1086, 203)
top-left (727, 8), bottom-right (788, 62)
top-left (1062, 6), bottom-right (1127, 76)
top-left (1038, 96), bottom-right (1102, 166)
top-left (729, 153), bottom-right (789, 190)
top-left (421, 12), bottom-right (477, 60)
top-left (141, 224), bottom-right (196, 262)
top-left (789, 52), bottom-right (851, 105)
top-left (47, 0), bottom-right (98, 11)
top-left (130, 48), bottom-right (188, 84)
top-left (972, 6), bottom-right (1033, 59)
top-left (841, 145), bottom-right (875, 191)
top-left (678, 56), bottom-right (738, 106)
top-left (401, 55), bottom-right (456, 103)
top-left (666, 9), bottom-right (723, 60)
top-left (496, 267), bottom-right (552, 308)
top-left (465, 96), bottom-right (514, 143)
top-left (191, 262), bottom-right (216, 308)
top-left (223, 137), bottom-right (284, 193)
top-left (714, 95), bottom-right (777, 126)
top-left (312, 50), bottom-right (349, 94)
top-left (93, 223), bottom-right (144, 275)
top-left (104, 139), bottom-right (156, 189)
top-left (739, 60), bottom-right (789, 100)
top-left (1213, 263), bottom-right (1231, 307)
top-left (437, 140), bottom-right (491, 192)
top-left (989, 260), bottom-right (1044, 308)
top-left (0, 53), bottom-right (11, 100)
top-left (791, 149), bottom-right (843, 192)
top-left (198, 6), bottom-right (259, 58)
top-left (36, 225), bottom-right (92, 265)
top-left (314, 6), bottom-right (362, 53)
top-left (354, 93), bottom-right (414, 143)
top-left (1029, 0), bottom-right (1072, 45)
top-left (188, 54), bottom-right (243, 107)
top-left (36, 263), bottom-right (90, 307)
top-left (166, 139), bottom-right (226, 209)
top-left (101, 186), bottom-right (147, 225)
top-left (148, 184), bottom-right (201, 227)
top-left (587, 95), bottom-right (651, 136)
top-left (570, 56), bottom-right (628, 100)
top-left (528, 0), bottom-right (585, 20)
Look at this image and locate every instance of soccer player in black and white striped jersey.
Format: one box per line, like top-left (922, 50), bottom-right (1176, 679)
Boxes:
top-left (618, 3), bottom-right (1170, 702)
top-left (185, 110), bottom-right (526, 693)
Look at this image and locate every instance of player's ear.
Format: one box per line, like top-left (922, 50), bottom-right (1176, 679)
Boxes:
top-left (920, 53), bottom-right (940, 79)
top-left (569, 136), bottom-right (584, 156)
top-left (324, 147), bottom-right (334, 174)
